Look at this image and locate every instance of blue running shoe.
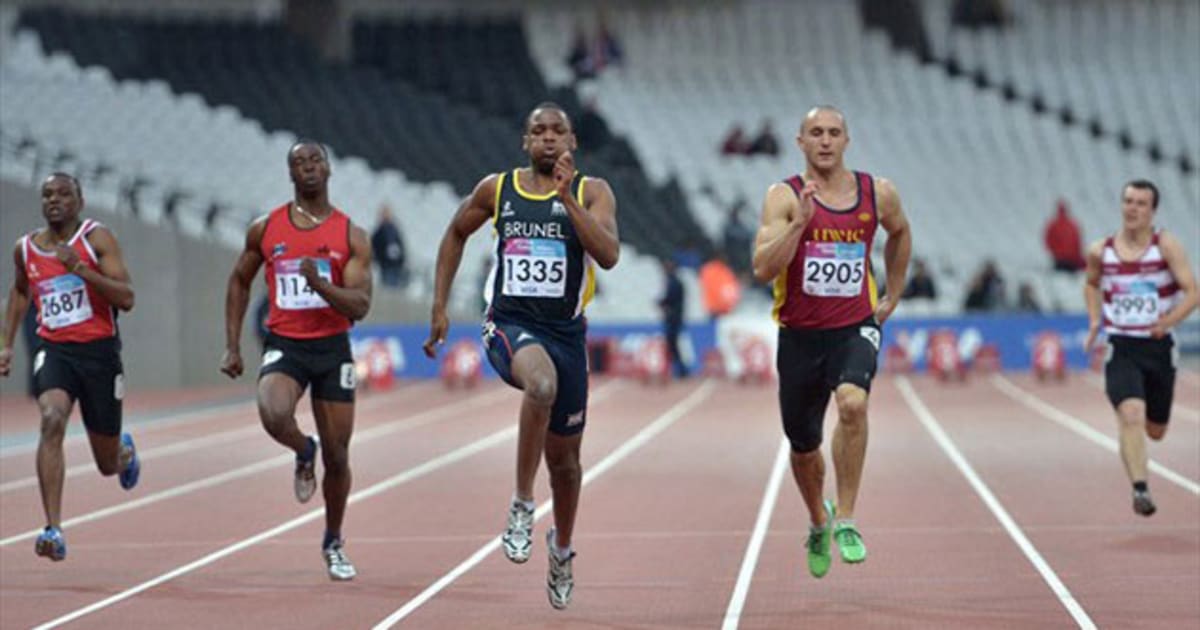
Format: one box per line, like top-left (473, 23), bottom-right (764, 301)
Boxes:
top-left (35, 526), bottom-right (66, 561)
top-left (119, 433), bottom-right (140, 490)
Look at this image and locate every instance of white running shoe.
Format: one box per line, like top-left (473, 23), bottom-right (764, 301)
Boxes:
top-left (502, 499), bottom-right (534, 563)
top-left (323, 540), bottom-right (357, 581)
top-left (545, 528), bottom-right (575, 610)
top-left (294, 437), bottom-right (318, 504)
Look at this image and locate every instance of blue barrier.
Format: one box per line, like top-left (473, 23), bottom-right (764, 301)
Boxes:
top-left (352, 315), bottom-right (1197, 378)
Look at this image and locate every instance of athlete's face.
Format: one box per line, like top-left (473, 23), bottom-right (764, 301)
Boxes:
top-left (288, 144), bottom-right (330, 196)
top-left (523, 109), bottom-right (576, 174)
top-left (1120, 186), bottom-right (1156, 231)
top-left (798, 111), bottom-right (848, 171)
top-left (41, 176), bottom-right (82, 226)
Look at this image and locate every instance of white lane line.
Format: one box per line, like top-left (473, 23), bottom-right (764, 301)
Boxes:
top-left (1081, 373), bottom-right (1200, 424)
top-left (370, 379), bottom-right (717, 629)
top-left (0, 383), bottom-right (436, 494)
top-left (896, 376), bottom-right (1097, 630)
top-left (993, 375), bottom-right (1199, 495)
top-left (721, 437), bottom-right (789, 630)
top-left (31, 420), bottom-right (519, 630)
top-left (1, 386), bottom-right (508, 546)
top-left (0, 399), bottom-right (253, 458)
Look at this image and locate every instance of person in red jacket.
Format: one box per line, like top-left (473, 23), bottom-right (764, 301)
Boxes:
top-left (1044, 198), bottom-right (1085, 272)
top-left (0, 172), bottom-right (141, 562)
top-left (221, 140), bottom-right (373, 581)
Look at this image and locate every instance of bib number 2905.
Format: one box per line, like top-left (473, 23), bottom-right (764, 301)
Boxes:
top-left (802, 242), bottom-right (866, 298)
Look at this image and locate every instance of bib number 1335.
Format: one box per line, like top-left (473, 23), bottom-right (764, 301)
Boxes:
top-left (502, 238), bottom-right (567, 298)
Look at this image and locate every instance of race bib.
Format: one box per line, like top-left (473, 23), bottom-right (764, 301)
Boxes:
top-left (274, 258), bottom-right (332, 310)
top-left (802, 242), bottom-right (865, 297)
top-left (502, 238), bottom-right (567, 298)
top-left (37, 274), bottom-right (93, 330)
top-left (1108, 281), bottom-right (1159, 328)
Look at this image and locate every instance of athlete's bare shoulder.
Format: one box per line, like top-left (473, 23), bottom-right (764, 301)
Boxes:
top-left (242, 213), bottom-right (271, 251)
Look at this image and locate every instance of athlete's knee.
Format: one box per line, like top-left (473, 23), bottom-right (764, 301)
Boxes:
top-left (38, 406), bottom-right (69, 443)
top-left (1146, 422), bottom-right (1168, 441)
top-left (321, 442), bottom-right (350, 476)
top-left (1116, 402), bottom-right (1145, 427)
top-left (523, 373), bottom-right (557, 407)
top-left (257, 398), bottom-right (295, 433)
top-left (545, 446), bottom-right (581, 484)
top-left (787, 432), bottom-right (823, 456)
top-left (834, 386), bottom-right (868, 422)
top-left (95, 452), bottom-right (122, 476)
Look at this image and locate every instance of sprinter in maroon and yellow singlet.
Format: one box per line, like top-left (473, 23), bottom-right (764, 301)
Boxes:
top-left (221, 140), bottom-right (372, 581)
top-left (753, 106), bottom-right (911, 579)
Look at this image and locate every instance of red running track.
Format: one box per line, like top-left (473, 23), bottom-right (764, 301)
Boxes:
top-left (0, 371), bottom-right (1196, 629)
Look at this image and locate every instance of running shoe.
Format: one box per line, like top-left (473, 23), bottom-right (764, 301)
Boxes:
top-left (806, 499), bottom-right (835, 578)
top-left (545, 528), bottom-right (575, 610)
top-left (322, 539), bottom-right (357, 581)
top-left (834, 520), bottom-right (867, 563)
top-left (118, 433), bottom-right (140, 490)
top-left (35, 526), bottom-right (66, 561)
top-left (1133, 489), bottom-right (1157, 517)
top-left (294, 436), bottom-right (318, 504)
top-left (502, 498), bottom-right (534, 563)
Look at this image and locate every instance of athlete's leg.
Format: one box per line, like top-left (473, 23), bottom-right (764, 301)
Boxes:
top-left (84, 431), bottom-right (131, 476)
top-left (1115, 398), bottom-right (1149, 483)
top-left (831, 383), bottom-right (869, 520)
top-left (510, 345), bottom-right (558, 502)
top-left (311, 398), bottom-right (354, 540)
top-left (257, 373), bottom-right (310, 454)
top-left (790, 446), bottom-right (827, 525)
top-left (544, 432), bottom-right (582, 549)
top-left (35, 389), bottom-right (73, 529)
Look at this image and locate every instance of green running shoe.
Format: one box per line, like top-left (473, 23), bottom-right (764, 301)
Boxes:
top-left (806, 499), bottom-right (836, 578)
top-left (834, 520), bottom-right (867, 563)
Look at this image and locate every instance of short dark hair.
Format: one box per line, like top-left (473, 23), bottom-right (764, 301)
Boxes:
top-left (1123, 179), bottom-right (1159, 208)
top-left (526, 102), bottom-right (571, 131)
top-left (287, 139), bottom-right (329, 163)
top-left (44, 172), bottom-right (82, 197)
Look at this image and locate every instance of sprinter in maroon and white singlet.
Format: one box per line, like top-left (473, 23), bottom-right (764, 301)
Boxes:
top-left (753, 106), bottom-right (911, 578)
top-left (1, 173), bottom-right (141, 562)
top-left (1083, 179), bottom-right (1197, 517)
top-left (221, 141), bottom-right (372, 580)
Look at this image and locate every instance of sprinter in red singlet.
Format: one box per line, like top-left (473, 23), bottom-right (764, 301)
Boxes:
top-left (1083, 179), bottom-right (1197, 517)
top-left (0, 173), bottom-right (141, 562)
top-left (753, 106), bottom-right (911, 579)
top-left (221, 141), bottom-right (372, 580)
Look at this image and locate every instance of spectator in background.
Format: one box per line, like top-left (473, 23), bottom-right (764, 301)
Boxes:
top-left (952, 0), bottom-right (1010, 29)
top-left (902, 257), bottom-right (937, 300)
top-left (567, 24), bottom-right (597, 80)
top-left (699, 253), bottom-right (741, 321)
top-left (657, 259), bottom-right (688, 379)
top-left (748, 119), bottom-right (781, 157)
top-left (963, 259), bottom-right (1006, 311)
top-left (721, 125), bottom-right (751, 156)
top-left (1016, 282), bottom-right (1042, 314)
top-left (567, 17), bottom-right (623, 82)
top-left (721, 199), bottom-right (755, 276)
top-left (1044, 198), bottom-right (1085, 272)
top-left (371, 204), bottom-right (407, 288)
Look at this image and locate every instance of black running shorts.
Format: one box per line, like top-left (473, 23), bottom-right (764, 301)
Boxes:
top-left (33, 337), bottom-right (124, 436)
top-left (1105, 335), bottom-right (1177, 425)
top-left (259, 332), bottom-right (356, 403)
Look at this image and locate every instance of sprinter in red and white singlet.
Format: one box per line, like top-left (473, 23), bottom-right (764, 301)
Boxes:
top-left (0, 173), bottom-right (141, 561)
top-left (1083, 179), bottom-right (1198, 517)
top-left (753, 106), bottom-right (912, 578)
top-left (221, 141), bottom-right (372, 580)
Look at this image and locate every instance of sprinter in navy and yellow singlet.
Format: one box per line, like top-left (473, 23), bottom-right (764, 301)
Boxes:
top-left (1, 173), bottom-right (141, 562)
top-left (1083, 179), bottom-right (1198, 517)
top-left (424, 103), bottom-right (619, 610)
top-left (753, 106), bottom-right (912, 579)
top-left (221, 140), bottom-right (373, 580)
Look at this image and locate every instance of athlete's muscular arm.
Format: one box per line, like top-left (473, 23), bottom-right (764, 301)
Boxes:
top-left (423, 174), bottom-right (500, 358)
top-left (1151, 230), bottom-right (1199, 337)
top-left (61, 227), bottom-right (134, 311)
top-left (1082, 239), bottom-right (1106, 352)
top-left (752, 181), bottom-right (814, 283)
top-left (554, 152), bottom-right (619, 269)
top-left (301, 225), bottom-right (372, 321)
top-left (874, 178), bottom-right (912, 324)
top-left (0, 242), bottom-right (30, 377)
top-left (221, 218), bottom-right (268, 378)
